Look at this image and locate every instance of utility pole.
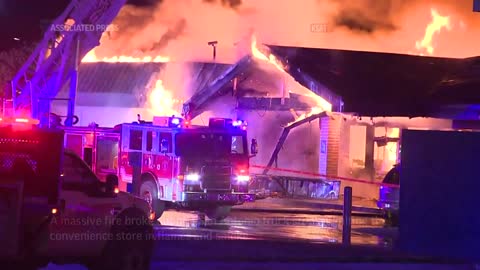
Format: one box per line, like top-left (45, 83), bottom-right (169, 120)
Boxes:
top-left (208, 41), bottom-right (218, 61)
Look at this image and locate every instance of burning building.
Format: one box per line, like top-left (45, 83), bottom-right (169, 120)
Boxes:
top-left (44, 0), bottom-right (480, 201)
top-left (50, 40), bottom-right (480, 200)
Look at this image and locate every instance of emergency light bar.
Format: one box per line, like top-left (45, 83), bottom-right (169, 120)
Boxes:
top-left (209, 118), bottom-right (247, 130)
top-left (209, 118), bottom-right (233, 128)
top-left (0, 117), bottom-right (40, 125)
top-left (153, 116), bottom-right (184, 128)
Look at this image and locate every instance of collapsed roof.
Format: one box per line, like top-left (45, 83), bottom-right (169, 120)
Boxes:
top-left (61, 45), bottom-right (480, 120)
top-left (59, 56), bottom-right (341, 118)
top-left (268, 45), bottom-right (480, 119)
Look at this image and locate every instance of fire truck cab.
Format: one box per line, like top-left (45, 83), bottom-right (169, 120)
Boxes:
top-left (63, 116), bottom-right (256, 221)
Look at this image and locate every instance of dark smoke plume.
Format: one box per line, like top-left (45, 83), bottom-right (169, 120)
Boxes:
top-left (203, 0), bottom-right (242, 9)
top-left (334, 10), bottom-right (396, 34)
top-left (329, 0), bottom-right (415, 34)
top-left (145, 18), bottom-right (187, 51)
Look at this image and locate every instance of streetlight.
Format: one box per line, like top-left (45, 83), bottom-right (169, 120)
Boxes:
top-left (208, 41), bottom-right (218, 61)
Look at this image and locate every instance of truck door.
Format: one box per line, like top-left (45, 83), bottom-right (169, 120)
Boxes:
top-left (49, 152), bottom-right (117, 257)
top-left (95, 135), bottom-right (119, 182)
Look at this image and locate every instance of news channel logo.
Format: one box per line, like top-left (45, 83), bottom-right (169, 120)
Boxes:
top-left (310, 23), bottom-right (331, 33)
top-left (50, 24), bottom-right (119, 32)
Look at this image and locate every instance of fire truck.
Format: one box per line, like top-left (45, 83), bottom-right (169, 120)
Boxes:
top-left (61, 115), bottom-right (257, 221)
top-left (0, 116), bottom-right (153, 270)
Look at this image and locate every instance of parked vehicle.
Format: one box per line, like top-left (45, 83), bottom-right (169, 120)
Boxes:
top-left (377, 164), bottom-right (400, 226)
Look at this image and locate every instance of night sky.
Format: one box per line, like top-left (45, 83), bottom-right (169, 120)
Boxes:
top-left (0, 0), bottom-right (155, 50)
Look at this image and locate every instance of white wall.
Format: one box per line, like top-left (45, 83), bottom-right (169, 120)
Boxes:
top-left (52, 105), bottom-right (161, 127)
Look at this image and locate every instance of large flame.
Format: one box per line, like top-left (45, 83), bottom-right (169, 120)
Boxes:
top-left (287, 107), bottom-right (324, 127)
top-left (82, 49), bottom-right (170, 63)
top-left (250, 35), bottom-right (285, 72)
top-left (148, 79), bottom-right (181, 116)
top-left (385, 128), bottom-right (400, 163)
top-left (415, 8), bottom-right (452, 55)
top-left (249, 35), bottom-right (332, 126)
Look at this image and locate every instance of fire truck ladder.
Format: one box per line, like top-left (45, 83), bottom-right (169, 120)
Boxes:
top-left (10, 0), bottom-right (126, 126)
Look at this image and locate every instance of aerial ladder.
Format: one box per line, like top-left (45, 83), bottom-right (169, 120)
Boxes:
top-left (9, 0), bottom-right (126, 126)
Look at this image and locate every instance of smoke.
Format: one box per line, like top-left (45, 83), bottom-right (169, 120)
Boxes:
top-left (328, 0), bottom-right (409, 34)
top-left (93, 0), bottom-right (480, 61)
top-left (203, 0), bottom-right (242, 9)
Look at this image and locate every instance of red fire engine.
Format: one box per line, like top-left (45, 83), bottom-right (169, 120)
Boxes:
top-left (61, 115), bottom-right (257, 220)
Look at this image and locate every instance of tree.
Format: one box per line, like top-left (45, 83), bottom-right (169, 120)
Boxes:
top-left (0, 42), bottom-right (35, 98)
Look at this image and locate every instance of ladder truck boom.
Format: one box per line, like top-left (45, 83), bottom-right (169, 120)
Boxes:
top-left (10, 0), bottom-right (126, 126)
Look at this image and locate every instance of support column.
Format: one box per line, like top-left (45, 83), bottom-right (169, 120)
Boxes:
top-left (365, 125), bottom-right (375, 180)
top-left (319, 114), bottom-right (341, 177)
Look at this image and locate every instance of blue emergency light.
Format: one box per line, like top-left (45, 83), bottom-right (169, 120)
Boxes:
top-left (209, 118), bottom-right (247, 130)
top-left (171, 118), bottom-right (180, 125)
top-left (152, 116), bottom-right (184, 128)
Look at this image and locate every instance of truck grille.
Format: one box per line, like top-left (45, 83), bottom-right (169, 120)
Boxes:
top-left (201, 166), bottom-right (232, 190)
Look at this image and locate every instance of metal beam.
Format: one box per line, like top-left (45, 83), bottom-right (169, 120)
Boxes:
top-left (263, 111), bottom-right (328, 176)
top-left (182, 55), bottom-right (252, 120)
top-left (290, 69), bottom-right (344, 112)
top-left (237, 97), bottom-right (312, 111)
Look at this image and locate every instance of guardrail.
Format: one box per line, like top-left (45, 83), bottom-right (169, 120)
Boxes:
top-left (250, 173), bottom-right (341, 200)
top-left (251, 165), bottom-right (400, 189)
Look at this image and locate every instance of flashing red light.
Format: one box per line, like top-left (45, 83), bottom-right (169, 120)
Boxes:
top-left (15, 118), bottom-right (29, 123)
top-left (0, 117), bottom-right (40, 125)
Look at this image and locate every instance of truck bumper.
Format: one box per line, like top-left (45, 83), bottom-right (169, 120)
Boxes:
top-left (181, 192), bottom-right (255, 204)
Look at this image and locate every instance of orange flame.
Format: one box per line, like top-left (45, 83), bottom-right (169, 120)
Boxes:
top-left (415, 8), bottom-right (452, 55)
top-left (250, 35), bottom-right (285, 72)
top-left (287, 107), bottom-right (324, 127)
top-left (82, 49), bottom-right (170, 63)
top-left (148, 79), bottom-right (181, 116)
top-left (249, 34), bottom-right (332, 126)
top-left (385, 128), bottom-right (400, 163)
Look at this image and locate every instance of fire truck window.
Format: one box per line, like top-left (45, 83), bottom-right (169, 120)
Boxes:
top-left (129, 129), bottom-right (143, 150)
top-left (175, 133), bottom-right (230, 157)
top-left (159, 133), bottom-right (172, 153)
top-left (231, 135), bottom-right (244, 154)
top-left (96, 137), bottom-right (119, 174)
top-left (83, 148), bottom-right (92, 168)
top-left (62, 153), bottom-right (96, 188)
top-left (146, 131), bottom-right (153, 152)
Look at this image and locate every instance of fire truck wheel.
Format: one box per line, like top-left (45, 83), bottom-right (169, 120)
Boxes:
top-left (205, 206), bottom-right (232, 221)
top-left (139, 180), bottom-right (165, 218)
top-left (94, 208), bottom-right (154, 270)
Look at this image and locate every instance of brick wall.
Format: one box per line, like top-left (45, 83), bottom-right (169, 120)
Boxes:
top-left (319, 115), bottom-right (380, 199)
top-left (319, 114), bottom-right (342, 176)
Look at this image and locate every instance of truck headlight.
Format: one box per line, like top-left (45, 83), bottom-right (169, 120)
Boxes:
top-left (236, 175), bottom-right (250, 182)
top-left (185, 173), bottom-right (200, 181)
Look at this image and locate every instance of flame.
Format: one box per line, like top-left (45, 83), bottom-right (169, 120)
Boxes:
top-left (250, 35), bottom-right (285, 72)
top-left (148, 79), bottom-right (181, 116)
top-left (250, 34), bottom-right (332, 127)
top-left (287, 107), bottom-right (323, 127)
top-left (385, 128), bottom-right (400, 162)
top-left (81, 49), bottom-right (170, 63)
top-left (415, 8), bottom-right (451, 55)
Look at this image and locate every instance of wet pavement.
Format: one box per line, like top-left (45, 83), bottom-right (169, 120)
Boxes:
top-left (154, 209), bottom-right (389, 246)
